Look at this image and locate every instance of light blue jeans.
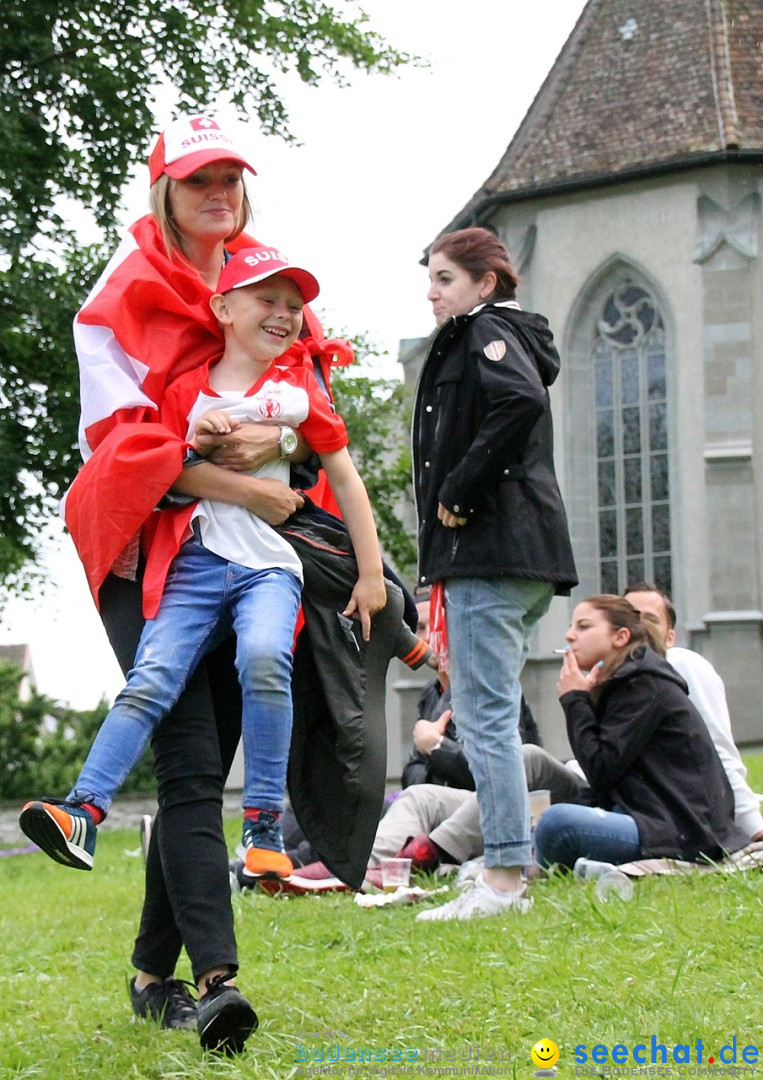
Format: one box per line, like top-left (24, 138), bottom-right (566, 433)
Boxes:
top-left (71, 536), bottom-right (301, 814)
top-left (445, 576), bottom-right (554, 869)
top-left (534, 803), bottom-right (641, 868)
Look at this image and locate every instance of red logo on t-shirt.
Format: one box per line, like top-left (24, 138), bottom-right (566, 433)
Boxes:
top-left (258, 394), bottom-right (283, 420)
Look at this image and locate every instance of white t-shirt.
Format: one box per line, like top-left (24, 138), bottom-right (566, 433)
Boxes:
top-left (178, 363), bottom-right (348, 581)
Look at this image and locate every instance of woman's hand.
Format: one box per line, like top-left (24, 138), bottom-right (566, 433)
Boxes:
top-left (557, 647), bottom-right (601, 697)
top-left (200, 422), bottom-right (282, 472)
top-left (437, 502), bottom-right (467, 528)
top-left (240, 477), bottom-right (305, 525)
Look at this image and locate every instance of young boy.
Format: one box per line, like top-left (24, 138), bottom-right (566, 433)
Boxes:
top-left (20, 248), bottom-right (387, 880)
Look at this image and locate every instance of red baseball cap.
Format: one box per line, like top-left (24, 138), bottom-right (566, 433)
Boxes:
top-left (148, 114), bottom-right (257, 185)
top-left (216, 248), bottom-right (320, 304)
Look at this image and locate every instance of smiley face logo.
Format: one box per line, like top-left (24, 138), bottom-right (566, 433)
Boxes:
top-left (531, 1038), bottom-right (560, 1072)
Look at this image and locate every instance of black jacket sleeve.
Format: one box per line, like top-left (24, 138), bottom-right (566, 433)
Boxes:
top-left (560, 677), bottom-right (665, 792)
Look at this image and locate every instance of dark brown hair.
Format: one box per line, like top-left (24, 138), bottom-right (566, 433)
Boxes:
top-left (429, 227), bottom-right (518, 301)
top-left (583, 594), bottom-right (664, 692)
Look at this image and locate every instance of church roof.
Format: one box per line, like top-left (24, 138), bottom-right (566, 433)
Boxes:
top-left (444, 0), bottom-right (763, 230)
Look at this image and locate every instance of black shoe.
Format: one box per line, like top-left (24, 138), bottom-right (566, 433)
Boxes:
top-left (197, 973), bottom-right (258, 1054)
top-left (130, 976), bottom-right (197, 1030)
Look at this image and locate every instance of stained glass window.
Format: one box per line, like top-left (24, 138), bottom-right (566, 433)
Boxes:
top-left (594, 281), bottom-right (671, 595)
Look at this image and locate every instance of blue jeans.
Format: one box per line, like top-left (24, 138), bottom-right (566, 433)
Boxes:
top-left (534, 803), bottom-right (641, 868)
top-left (71, 537), bottom-right (301, 814)
top-left (445, 576), bottom-right (554, 868)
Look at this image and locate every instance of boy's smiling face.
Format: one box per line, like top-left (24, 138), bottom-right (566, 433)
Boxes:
top-left (217, 276), bottom-right (304, 362)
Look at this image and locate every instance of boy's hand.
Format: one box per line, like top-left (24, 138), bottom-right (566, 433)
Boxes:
top-left (192, 410), bottom-right (240, 451)
top-left (342, 573), bottom-right (387, 642)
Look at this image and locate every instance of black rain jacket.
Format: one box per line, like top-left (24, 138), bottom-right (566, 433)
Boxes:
top-left (412, 302), bottom-right (577, 591)
top-left (561, 645), bottom-right (748, 861)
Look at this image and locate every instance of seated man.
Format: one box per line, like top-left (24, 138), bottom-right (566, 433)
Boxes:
top-left (624, 582), bottom-right (763, 842)
top-left (284, 743), bottom-right (587, 892)
top-left (371, 744), bottom-right (587, 872)
top-left (403, 690), bottom-right (540, 790)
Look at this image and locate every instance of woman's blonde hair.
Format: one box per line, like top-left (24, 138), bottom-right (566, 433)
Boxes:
top-left (148, 173), bottom-right (252, 258)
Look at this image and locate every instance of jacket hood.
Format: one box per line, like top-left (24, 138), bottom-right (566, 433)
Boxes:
top-left (480, 303), bottom-right (561, 387)
top-left (608, 644), bottom-right (689, 694)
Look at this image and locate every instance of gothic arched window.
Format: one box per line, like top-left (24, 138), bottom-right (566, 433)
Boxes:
top-left (594, 281), bottom-right (671, 595)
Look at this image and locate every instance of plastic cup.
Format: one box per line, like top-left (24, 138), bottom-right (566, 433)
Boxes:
top-left (380, 857), bottom-right (412, 892)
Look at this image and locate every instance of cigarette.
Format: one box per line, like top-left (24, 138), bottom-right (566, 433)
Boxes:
top-left (554, 648), bottom-right (568, 654)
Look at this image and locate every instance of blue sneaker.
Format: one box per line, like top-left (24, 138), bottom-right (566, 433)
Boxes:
top-left (19, 800), bottom-right (97, 870)
top-left (241, 813), bottom-right (293, 880)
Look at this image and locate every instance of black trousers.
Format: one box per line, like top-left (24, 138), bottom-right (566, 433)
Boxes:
top-left (98, 570), bottom-right (241, 982)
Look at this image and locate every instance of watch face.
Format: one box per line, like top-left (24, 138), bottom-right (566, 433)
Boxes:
top-left (280, 428), bottom-right (298, 455)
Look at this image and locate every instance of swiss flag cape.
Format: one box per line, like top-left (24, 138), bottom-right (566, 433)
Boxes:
top-left (64, 214), bottom-right (353, 607)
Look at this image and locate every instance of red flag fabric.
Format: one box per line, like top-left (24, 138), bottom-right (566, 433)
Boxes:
top-left (428, 582), bottom-right (449, 674)
top-left (64, 214), bottom-right (352, 606)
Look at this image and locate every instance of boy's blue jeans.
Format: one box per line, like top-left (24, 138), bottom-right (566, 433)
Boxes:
top-left (70, 535), bottom-right (301, 814)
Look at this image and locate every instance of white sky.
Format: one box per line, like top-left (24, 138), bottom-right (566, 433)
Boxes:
top-left (1, 0), bottom-right (587, 708)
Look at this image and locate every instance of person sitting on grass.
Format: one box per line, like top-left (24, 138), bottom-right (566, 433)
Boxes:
top-left (623, 582), bottom-right (763, 842)
top-left (20, 247), bottom-right (387, 882)
top-left (533, 594), bottom-right (749, 871)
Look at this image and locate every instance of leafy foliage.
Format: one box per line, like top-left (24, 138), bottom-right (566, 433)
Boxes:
top-left (1, 0), bottom-right (410, 252)
top-left (0, 239), bottom-right (109, 592)
top-left (0, 661), bottom-right (155, 799)
top-left (0, 1), bottom-right (411, 593)
top-left (331, 346), bottom-right (416, 580)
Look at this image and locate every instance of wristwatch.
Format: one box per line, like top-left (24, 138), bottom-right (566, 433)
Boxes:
top-left (279, 425), bottom-right (298, 458)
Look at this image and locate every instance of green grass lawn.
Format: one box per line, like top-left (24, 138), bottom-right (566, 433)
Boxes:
top-left (2, 760), bottom-right (762, 1079)
top-left (1, 821), bottom-right (761, 1079)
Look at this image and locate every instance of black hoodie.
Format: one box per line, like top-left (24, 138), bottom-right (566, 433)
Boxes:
top-left (412, 302), bottom-right (577, 590)
top-left (561, 646), bottom-right (748, 861)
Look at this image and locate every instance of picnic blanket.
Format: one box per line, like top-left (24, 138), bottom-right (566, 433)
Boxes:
top-left (617, 840), bottom-right (763, 877)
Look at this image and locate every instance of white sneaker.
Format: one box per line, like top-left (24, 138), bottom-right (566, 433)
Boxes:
top-left (455, 856), bottom-right (485, 887)
top-left (415, 873), bottom-right (532, 922)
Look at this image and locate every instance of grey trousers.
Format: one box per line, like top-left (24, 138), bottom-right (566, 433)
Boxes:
top-left (371, 745), bottom-right (588, 866)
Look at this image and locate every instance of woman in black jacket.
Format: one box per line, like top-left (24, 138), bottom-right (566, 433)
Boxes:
top-left (535, 595), bottom-right (748, 868)
top-left (413, 228), bottom-right (576, 922)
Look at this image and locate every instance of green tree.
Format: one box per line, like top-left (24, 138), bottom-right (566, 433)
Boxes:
top-left (0, 661), bottom-right (156, 799)
top-left (2, 0), bottom-right (409, 253)
top-left (0, 661), bottom-right (43, 798)
top-left (0, 0), bottom-right (410, 593)
top-left (331, 344), bottom-right (417, 580)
